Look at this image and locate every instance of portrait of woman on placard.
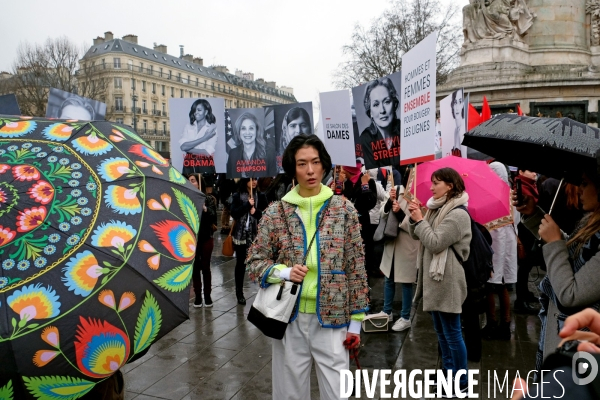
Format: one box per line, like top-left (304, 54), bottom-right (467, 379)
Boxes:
top-left (277, 107), bottom-right (312, 173)
top-left (227, 112), bottom-right (266, 178)
top-left (359, 77), bottom-right (401, 169)
top-left (450, 90), bottom-right (465, 157)
top-left (179, 99), bottom-right (217, 157)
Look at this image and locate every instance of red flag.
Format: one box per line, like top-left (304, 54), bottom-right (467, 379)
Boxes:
top-left (517, 104), bottom-right (523, 116)
top-left (467, 103), bottom-right (482, 130)
top-left (481, 96), bottom-right (492, 122)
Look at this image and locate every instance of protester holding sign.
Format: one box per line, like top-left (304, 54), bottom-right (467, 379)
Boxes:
top-left (358, 77), bottom-right (401, 170)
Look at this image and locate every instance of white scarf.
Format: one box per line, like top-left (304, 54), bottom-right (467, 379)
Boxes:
top-left (422, 192), bottom-right (469, 281)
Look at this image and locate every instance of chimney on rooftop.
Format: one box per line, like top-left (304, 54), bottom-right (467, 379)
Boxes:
top-left (193, 57), bottom-right (203, 66)
top-left (154, 44), bottom-right (167, 54)
top-left (93, 36), bottom-right (105, 45)
top-left (104, 31), bottom-right (114, 41)
top-left (182, 54), bottom-right (194, 62)
top-left (179, 45), bottom-right (184, 58)
top-left (122, 34), bottom-right (138, 44)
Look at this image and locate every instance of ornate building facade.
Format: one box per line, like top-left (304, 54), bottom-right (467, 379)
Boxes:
top-left (81, 32), bottom-right (296, 153)
top-left (439, 0), bottom-right (600, 126)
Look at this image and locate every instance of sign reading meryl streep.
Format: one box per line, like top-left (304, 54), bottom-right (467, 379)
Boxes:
top-left (400, 31), bottom-right (437, 165)
top-left (169, 97), bottom-right (226, 174)
top-left (319, 90), bottom-right (356, 167)
top-left (351, 71), bottom-right (403, 170)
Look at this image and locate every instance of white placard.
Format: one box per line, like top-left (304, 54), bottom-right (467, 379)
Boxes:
top-left (439, 88), bottom-right (466, 158)
top-left (169, 98), bottom-right (226, 174)
top-left (400, 31), bottom-right (437, 165)
top-left (319, 90), bottom-right (356, 167)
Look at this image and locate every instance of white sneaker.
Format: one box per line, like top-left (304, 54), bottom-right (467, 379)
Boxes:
top-left (391, 317), bottom-right (411, 331)
top-left (379, 311), bottom-right (393, 322)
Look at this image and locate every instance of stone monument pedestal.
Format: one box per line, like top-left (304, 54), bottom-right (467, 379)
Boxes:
top-left (439, 0), bottom-right (600, 126)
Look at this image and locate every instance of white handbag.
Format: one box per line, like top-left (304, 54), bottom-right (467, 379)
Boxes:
top-left (247, 201), bottom-right (329, 340)
top-left (362, 312), bottom-right (390, 333)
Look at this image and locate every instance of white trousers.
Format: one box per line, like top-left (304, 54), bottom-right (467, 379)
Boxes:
top-left (272, 313), bottom-right (349, 400)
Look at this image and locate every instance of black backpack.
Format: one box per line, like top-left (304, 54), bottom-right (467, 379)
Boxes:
top-left (450, 206), bottom-right (494, 297)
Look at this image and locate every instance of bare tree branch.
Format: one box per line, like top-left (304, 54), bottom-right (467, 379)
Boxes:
top-left (333, 0), bottom-right (461, 89)
top-left (1, 37), bottom-right (110, 117)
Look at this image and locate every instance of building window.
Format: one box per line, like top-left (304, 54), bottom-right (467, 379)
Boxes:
top-left (115, 97), bottom-right (123, 111)
top-left (149, 65), bottom-right (153, 75)
top-left (171, 87), bottom-right (174, 97)
top-left (114, 77), bottom-right (122, 89)
top-left (160, 67), bottom-right (163, 77)
top-left (180, 89), bottom-right (183, 98)
top-left (169, 70), bottom-right (172, 79)
top-left (155, 141), bottom-right (167, 152)
top-left (196, 77), bottom-right (199, 87)
top-left (152, 101), bottom-right (157, 112)
top-left (113, 58), bottom-right (121, 68)
top-left (187, 75), bottom-right (190, 84)
top-left (142, 81), bottom-right (146, 92)
top-left (161, 85), bottom-right (165, 96)
top-left (162, 103), bottom-right (166, 113)
top-left (162, 121), bottom-right (167, 133)
top-left (177, 73), bottom-right (181, 82)
top-left (152, 82), bottom-right (156, 94)
top-left (218, 84), bottom-right (220, 91)
top-left (140, 62), bottom-right (144, 72)
top-left (153, 122), bottom-right (157, 132)
top-left (116, 118), bottom-right (124, 124)
top-left (189, 91), bottom-right (192, 98)
top-left (131, 79), bottom-right (136, 90)
top-left (204, 80), bottom-right (207, 88)
top-left (211, 82), bottom-right (214, 90)
top-left (143, 120), bottom-right (147, 131)
top-left (142, 100), bottom-right (147, 113)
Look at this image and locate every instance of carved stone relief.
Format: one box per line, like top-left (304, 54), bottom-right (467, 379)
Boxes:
top-left (463, 0), bottom-right (537, 45)
top-left (586, 0), bottom-right (600, 46)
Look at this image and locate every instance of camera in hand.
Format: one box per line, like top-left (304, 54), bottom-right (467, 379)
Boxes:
top-left (515, 179), bottom-right (524, 206)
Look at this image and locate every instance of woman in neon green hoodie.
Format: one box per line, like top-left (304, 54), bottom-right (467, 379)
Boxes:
top-left (247, 135), bottom-right (369, 400)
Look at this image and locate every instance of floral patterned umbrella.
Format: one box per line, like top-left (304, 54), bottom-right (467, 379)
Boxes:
top-left (0, 115), bottom-right (203, 399)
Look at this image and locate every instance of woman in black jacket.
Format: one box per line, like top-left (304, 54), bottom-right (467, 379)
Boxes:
top-left (230, 178), bottom-right (268, 304)
top-left (186, 174), bottom-right (217, 308)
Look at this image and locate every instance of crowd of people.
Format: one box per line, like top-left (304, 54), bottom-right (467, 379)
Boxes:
top-left (183, 133), bottom-right (600, 398)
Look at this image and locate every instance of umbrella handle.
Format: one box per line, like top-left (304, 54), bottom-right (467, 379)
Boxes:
top-left (548, 178), bottom-right (564, 216)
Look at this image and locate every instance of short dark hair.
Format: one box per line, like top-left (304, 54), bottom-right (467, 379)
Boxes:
top-left (363, 77), bottom-right (399, 119)
top-left (282, 135), bottom-right (332, 180)
top-left (451, 90), bottom-right (464, 120)
top-left (431, 167), bottom-right (466, 200)
top-left (59, 97), bottom-right (95, 119)
top-left (237, 177), bottom-right (257, 193)
top-left (188, 99), bottom-right (216, 125)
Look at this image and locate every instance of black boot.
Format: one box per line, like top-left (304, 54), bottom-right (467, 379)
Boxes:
top-left (514, 300), bottom-right (538, 315)
top-left (496, 322), bottom-right (511, 341)
top-left (482, 320), bottom-right (497, 340)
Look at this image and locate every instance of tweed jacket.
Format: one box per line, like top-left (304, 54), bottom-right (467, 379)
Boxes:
top-left (246, 195), bottom-right (370, 328)
top-left (409, 207), bottom-right (471, 314)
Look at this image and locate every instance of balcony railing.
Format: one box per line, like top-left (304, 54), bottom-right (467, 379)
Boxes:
top-left (142, 109), bottom-right (148, 114)
top-left (112, 106), bottom-right (126, 113)
top-left (152, 110), bottom-right (161, 116)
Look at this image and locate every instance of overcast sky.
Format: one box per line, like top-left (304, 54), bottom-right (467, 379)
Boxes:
top-left (0, 0), bottom-right (458, 117)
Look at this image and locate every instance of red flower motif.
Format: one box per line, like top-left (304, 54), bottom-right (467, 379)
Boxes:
top-left (0, 225), bottom-right (16, 246)
top-left (0, 188), bottom-right (6, 204)
top-left (17, 207), bottom-right (47, 232)
top-left (28, 181), bottom-right (54, 205)
top-left (0, 164), bottom-right (9, 174)
top-left (13, 165), bottom-right (41, 181)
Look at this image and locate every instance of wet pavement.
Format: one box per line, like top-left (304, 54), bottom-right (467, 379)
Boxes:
top-left (123, 213), bottom-right (542, 400)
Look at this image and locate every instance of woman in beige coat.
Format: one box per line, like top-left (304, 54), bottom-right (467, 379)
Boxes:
top-left (380, 185), bottom-right (419, 331)
top-left (408, 167), bottom-right (472, 393)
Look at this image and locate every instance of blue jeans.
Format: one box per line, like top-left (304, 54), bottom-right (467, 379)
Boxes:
top-left (431, 311), bottom-right (468, 386)
top-left (383, 265), bottom-right (413, 320)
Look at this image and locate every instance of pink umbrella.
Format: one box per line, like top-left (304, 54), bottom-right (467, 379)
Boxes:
top-left (405, 156), bottom-right (513, 230)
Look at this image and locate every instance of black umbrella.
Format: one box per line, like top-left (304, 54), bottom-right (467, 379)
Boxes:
top-left (462, 114), bottom-right (600, 182)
